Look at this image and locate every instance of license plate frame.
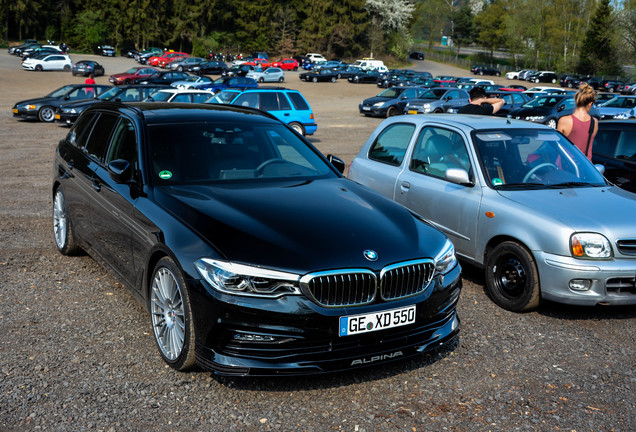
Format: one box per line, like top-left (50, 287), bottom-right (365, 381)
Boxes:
top-left (339, 305), bottom-right (416, 337)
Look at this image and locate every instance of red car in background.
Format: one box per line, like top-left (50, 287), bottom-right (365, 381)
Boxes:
top-left (147, 51), bottom-right (188, 66)
top-left (271, 58), bottom-right (299, 71)
top-left (108, 66), bottom-right (158, 85)
top-left (158, 54), bottom-right (187, 68)
top-left (242, 58), bottom-right (271, 69)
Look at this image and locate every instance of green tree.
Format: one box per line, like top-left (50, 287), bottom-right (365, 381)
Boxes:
top-left (69, 10), bottom-right (108, 51)
top-left (577, 0), bottom-right (621, 75)
top-left (474, 0), bottom-right (505, 63)
top-left (450, 5), bottom-right (473, 61)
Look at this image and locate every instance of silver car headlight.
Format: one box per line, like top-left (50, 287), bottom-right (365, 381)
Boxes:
top-left (571, 233), bottom-right (612, 259)
top-left (613, 112), bottom-right (630, 119)
top-left (373, 101), bottom-right (386, 107)
top-left (195, 258), bottom-right (302, 297)
top-left (434, 239), bottom-right (457, 274)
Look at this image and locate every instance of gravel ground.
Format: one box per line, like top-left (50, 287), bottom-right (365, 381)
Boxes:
top-left (0, 51), bottom-right (634, 432)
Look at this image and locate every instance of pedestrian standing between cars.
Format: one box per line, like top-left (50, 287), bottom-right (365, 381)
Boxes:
top-left (457, 87), bottom-right (504, 115)
top-left (557, 83), bottom-right (598, 160)
top-left (85, 72), bottom-right (96, 85)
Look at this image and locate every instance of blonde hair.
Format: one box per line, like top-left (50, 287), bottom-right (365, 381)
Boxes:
top-left (575, 83), bottom-right (597, 108)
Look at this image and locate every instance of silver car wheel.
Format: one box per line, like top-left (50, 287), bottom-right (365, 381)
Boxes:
top-left (151, 267), bottom-right (186, 361)
top-left (53, 190), bottom-right (68, 250)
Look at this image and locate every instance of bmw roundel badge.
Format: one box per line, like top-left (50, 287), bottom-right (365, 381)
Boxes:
top-left (363, 250), bottom-right (378, 261)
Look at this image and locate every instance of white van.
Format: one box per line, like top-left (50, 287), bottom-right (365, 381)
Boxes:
top-left (353, 58), bottom-right (385, 71)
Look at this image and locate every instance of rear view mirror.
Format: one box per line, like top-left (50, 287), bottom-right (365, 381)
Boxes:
top-left (445, 168), bottom-right (473, 186)
top-left (108, 159), bottom-right (132, 183)
top-left (595, 164), bottom-right (606, 175)
top-left (327, 154), bottom-right (346, 174)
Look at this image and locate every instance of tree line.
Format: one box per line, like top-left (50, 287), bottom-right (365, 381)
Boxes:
top-left (2, 0), bottom-right (634, 76)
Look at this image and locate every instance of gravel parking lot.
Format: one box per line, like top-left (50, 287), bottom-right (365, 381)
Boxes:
top-left (0, 51), bottom-right (634, 432)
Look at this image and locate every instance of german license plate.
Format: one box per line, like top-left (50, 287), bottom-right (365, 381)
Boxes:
top-left (362, 106), bottom-right (371, 111)
top-left (12, 108), bottom-right (18, 114)
top-left (408, 110), bottom-right (418, 115)
top-left (55, 114), bottom-right (60, 120)
top-left (339, 305), bottom-right (416, 336)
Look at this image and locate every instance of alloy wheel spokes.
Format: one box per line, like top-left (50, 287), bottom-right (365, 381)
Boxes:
top-left (151, 267), bottom-right (185, 360)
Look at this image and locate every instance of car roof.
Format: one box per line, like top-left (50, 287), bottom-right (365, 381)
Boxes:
top-left (91, 102), bottom-right (282, 126)
top-left (387, 114), bottom-right (550, 131)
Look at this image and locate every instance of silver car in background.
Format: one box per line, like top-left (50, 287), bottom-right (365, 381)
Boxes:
top-left (349, 114), bottom-right (636, 312)
top-left (246, 67), bottom-right (285, 83)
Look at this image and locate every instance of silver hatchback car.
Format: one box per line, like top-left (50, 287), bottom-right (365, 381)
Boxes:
top-left (349, 114), bottom-right (636, 312)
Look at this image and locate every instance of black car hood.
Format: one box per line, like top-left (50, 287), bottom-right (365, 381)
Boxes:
top-left (15, 96), bottom-right (66, 106)
top-left (155, 178), bottom-right (444, 273)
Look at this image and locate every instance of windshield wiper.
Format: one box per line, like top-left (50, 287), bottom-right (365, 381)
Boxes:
top-left (493, 182), bottom-right (544, 189)
top-left (546, 182), bottom-right (595, 188)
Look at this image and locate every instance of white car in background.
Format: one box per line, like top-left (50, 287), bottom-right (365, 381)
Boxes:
top-left (506, 70), bottom-right (523, 80)
top-left (22, 54), bottom-right (72, 71)
top-left (246, 67), bottom-right (285, 83)
top-left (145, 88), bottom-right (214, 103)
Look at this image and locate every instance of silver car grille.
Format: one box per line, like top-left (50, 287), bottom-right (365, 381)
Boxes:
top-left (300, 259), bottom-right (435, 308)
top-left (616, 239), bottom-right (636, 256)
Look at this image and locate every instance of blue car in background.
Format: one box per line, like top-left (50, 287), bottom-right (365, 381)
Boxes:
top-left (207, 87), bottom-right (317, 136)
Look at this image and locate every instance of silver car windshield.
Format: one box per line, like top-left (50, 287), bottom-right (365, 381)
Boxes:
top-left (149, 121), bottom-right (334, 184)
top-left (473, 129), bottom-right (607, 188)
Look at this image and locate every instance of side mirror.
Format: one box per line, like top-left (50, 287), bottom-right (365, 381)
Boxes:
top-left (327, 154), bottom-right (346, 174)
top-left (445, 168), bottom-right (473, 186)
top-left (108, 159), bottom-right (132, 184)
top-left (595, 164), bottom-right (606, 175)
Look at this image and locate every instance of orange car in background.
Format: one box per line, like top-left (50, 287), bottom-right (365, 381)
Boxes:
top-left (147, 51), bottom-right (188, 67)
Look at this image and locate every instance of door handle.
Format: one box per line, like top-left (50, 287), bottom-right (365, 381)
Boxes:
top-left (400, 181), bottom-right (411, 193)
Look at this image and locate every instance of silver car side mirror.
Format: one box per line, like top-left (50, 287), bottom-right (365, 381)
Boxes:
top-left (445, 168), bottom-right (473, 186)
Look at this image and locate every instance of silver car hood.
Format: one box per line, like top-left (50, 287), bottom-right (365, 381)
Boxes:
top-left (496, 186), bottom-right (636, 237)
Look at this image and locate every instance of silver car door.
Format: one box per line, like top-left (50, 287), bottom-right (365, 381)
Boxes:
top-left (394, 125), bottom-right (482, 259)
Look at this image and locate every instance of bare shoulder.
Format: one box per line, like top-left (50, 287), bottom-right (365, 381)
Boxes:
top-left (557, 115), bottom-right (573, 135)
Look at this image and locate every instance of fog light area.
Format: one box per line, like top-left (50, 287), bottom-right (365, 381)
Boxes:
top-left (569, 279), bottom-right (592, 291)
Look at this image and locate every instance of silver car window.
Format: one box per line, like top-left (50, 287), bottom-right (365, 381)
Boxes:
top-left (368, 123), bottom-right (415, 167)
top-left (410, 127), bottom-right (470, 179)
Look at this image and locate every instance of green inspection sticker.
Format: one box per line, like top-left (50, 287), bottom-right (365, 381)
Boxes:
top-left (158, 170), bottom-right (172, 180)
top-left (492, 178), bottom-right (503, 186)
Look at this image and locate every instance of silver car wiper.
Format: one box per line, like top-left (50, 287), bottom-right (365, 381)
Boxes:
top-left (493, 182), bottom-right (545, 189)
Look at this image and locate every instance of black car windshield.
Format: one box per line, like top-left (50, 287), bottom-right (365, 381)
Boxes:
top-left (602, 96), bottom-right (636, 108)
top-left (522, 96), bottom-right (565, 108)
top-left (377, 88), bottom-right (404, 98)
top-left (47, 85), bottom-right (76, 98)
top-left (417, 89), bottom-right (447, 100)
top-left (149, 121), bottom-right (335, 183)
top-left (473, 129), bottom-right (607, 188)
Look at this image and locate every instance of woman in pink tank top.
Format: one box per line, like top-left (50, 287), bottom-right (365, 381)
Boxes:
top-left (557, 84), bottom-right (598, 160)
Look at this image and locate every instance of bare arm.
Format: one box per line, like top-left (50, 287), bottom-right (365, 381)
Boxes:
top-left (557, 115), bottom-right (573, 136)
top-left (486, 98), bottom-right (505, 114)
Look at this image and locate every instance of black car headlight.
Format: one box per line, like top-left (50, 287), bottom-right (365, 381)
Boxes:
top-left (433, 239), bottom-right (457, 275)
top-left (195, 258), bottom-right (302, 298)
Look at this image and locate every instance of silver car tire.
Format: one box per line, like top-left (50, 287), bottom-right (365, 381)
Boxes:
top-left (289, 122), bottom-right (305, 136)
top-left (53, 189), bottom-right (80, 255)
top-left (150, 257), bottom-right (196, 371)
top-left (486, 241), bottom-right (541, 312)
top-left (38, 106), bottom-right (55, 122)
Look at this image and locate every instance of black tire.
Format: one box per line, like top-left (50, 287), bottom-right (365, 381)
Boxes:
top-left (479, 71), bottom-right (484, 76)
top-left (53, 188), bottom-right (81, 255)
top-left (331, 77), bottom-right (336, 83)
top-left (71, 71), bottom-right (77, 76)
top-left (149, 257), bottom-right (197, 371)
top-left (177, 66), bottom-right (183, 72)
top-left (35, 64), bottom-right (43, 71)
top-left (289, 122), bottom-right (305, 136)
top-left (38, 106), bottom-right (55, 122)
top-left (278, 77), bottom-right (284, 82)
top-left (386, 106), bottom-right (398, 118)
top-left (293, 66), bottom-right (298, 71)
top-left (63, 65), bottom-right (71, 72)
top-left (485, 241), bottom-right (541, 312)
top-left (567, 82), bottom-right (573, 88)
top-left (123, 79), bottom-right (131, 85)
top-left (496, 72), bottom-right (501, 77)
top-left (433, 108), bottom-right (444, 113)
top-left (312, 77), bottom-right (318, 83)
top-left (258, 77), bottom-right (264, 83)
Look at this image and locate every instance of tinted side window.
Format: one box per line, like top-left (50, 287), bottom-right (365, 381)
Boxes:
top-left (84, 113), bottom-right (118, 162)
top-left (615, 130), bottom-right (636, 159)
top-left (106, 118), bottom-right (138, 170)
top-left (261, 92), bottom-right (280, 110)
top-left (277, 93), bottom-right (291, 110)
top-left (67, 112), bottom-right (97, 148)
top-left (172, 94), bottom-right (191, 103)
top-left (368, 123), bottom-right (415, 166)
top-left (287, 92), bottom-right (309, 110)
top-left (594, 129), bottom-right (620, 157)
top-left (234, 93), bottom-right (259, 108)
